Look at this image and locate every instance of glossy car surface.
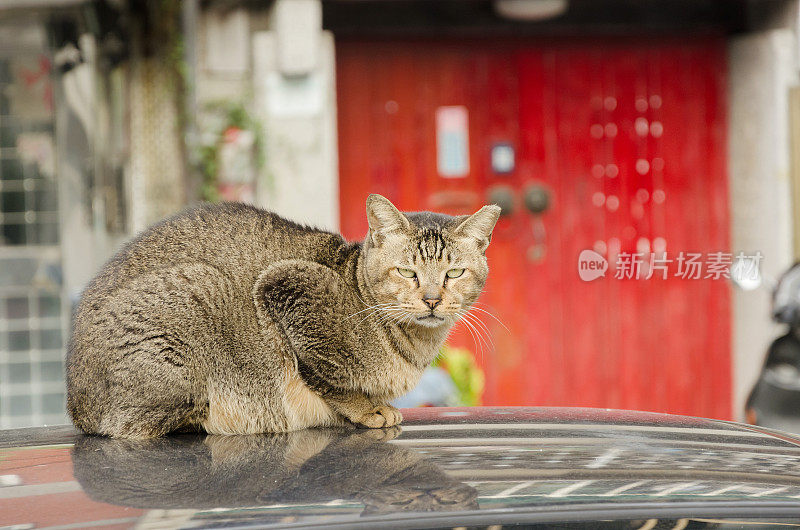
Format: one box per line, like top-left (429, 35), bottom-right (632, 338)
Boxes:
top-left (3, 407), bottom-right (800, 528)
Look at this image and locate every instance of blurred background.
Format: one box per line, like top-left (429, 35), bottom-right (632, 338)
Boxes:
top-left (0, 0), bottom-right (796, 428)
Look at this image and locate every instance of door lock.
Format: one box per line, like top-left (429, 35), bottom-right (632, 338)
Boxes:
top-left (524, 184), bottom-right (551, 214)
top-left (487, 185), bottom-right (515, 217)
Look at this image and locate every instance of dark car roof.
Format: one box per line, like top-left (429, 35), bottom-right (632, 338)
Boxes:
top-left (4, 407), bottom-right (800, 528)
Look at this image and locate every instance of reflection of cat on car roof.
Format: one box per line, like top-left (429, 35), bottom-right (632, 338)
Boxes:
top-left (71, 427), bottom-right (479, 515)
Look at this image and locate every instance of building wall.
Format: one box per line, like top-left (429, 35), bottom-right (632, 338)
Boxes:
top-left (194, 1), bottom-right (339, 231)
top-left (252, 29), bottom-right (339, 231)
top-left (729, 28), bottom-right (799, 419)
top-left (0, 15), bottom-right (70, 428)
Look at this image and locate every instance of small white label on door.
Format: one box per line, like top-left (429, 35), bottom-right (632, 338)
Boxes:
top-left (491, 143), bottom-right (515, 174)
top-left (436, 106), bottom-right (469, 178)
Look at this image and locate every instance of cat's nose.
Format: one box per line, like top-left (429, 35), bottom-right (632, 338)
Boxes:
top-left (422, 296), bottom-right (442, 310)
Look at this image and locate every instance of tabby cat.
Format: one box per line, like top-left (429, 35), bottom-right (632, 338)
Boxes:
top-left (66, 194), bottom-right (500, 437)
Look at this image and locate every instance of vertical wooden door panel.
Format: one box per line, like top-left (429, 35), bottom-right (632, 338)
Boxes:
top-left (336, 38), bottom-right (731, 419)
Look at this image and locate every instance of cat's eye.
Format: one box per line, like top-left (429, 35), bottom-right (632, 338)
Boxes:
top-left (397, 268), bottom-right (416, 278)
top-left (446, 268), bottom-right (465, 278)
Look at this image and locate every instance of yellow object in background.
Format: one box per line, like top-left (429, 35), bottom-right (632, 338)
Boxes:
top-left (433, 345), bottom-right (485, 407)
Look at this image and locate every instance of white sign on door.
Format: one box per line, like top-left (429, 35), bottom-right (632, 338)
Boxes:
top-left (436, 106), bottom-right (469, 178)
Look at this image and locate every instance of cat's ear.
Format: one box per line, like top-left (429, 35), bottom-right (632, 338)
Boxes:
top-left (454, 204), bottom-right (501, 253)
top-left (366, 194), bottom-right (409, 246)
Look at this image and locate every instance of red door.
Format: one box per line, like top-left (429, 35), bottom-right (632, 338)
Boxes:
top-left (337, 38), bottom-right (730, 419)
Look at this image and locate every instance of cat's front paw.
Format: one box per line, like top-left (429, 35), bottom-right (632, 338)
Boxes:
top-left (356, 405), bottom-right (403, 428)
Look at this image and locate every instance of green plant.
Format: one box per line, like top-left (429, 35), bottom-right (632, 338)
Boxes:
top-left (433, 345), bottom-right (485, 406)
top-left (193, 101), bottom-right (266, 202)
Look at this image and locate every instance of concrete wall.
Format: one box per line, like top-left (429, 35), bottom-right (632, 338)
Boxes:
top-left (195, 8), bottom-right (255, 105)
top-left (729, 28), bottom-right (798, 419)
top-left (252, 30), bottom-right (339, 231)
top-left (195, 0), bottom-right (339, 231)
top-left (252, 0), bottom-right (339, 231)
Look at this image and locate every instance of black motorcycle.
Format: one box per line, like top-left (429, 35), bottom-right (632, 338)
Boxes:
top-left (744, 263), bottom-right (800, 433)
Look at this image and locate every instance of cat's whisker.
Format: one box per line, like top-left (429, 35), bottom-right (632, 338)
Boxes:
top-left (352, 291), bottom-right (383, 310)
top-left (344, 307), bottom-right (395, 325)
top-left (460, 309), bottom-right (494, 354)
top-left (466, 303), bottom-right (510, 333)
top-left (461, 308), bottom-right (493, 339)
top-left (456, 313), bottom-right (479, 352)
top-left (400, 311), bottom-right (418, 327)
top-left (467, 319), bottom-right (492, 359)
top-left (343, 302), bottom-right (398, 321)
top-left (454, 309), bottom-right (480, 347)
top-left (354, 307), bottom-right (397, 328)
top-left (454, 310), bottom-right (485, 364)
top-left (395, 312), bottom-right (413, 327)
top-left (375, 308), bottom-right (405, 326)
top-left (377, 307), bottom-right (408, 317)
top-left (353, 310), bottom-right (380, 328)
top-left (467, 303), bottom-right (507, 325)
top-left (460, 310), bottom-right (495, 353)
top-left (354, 304), bottom-right (414, 329)
top-left (387, 312), bottom-right (410, 327)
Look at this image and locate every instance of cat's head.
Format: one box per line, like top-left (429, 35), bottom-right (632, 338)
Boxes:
top-left (362, 194), bottom-right (500, 329)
